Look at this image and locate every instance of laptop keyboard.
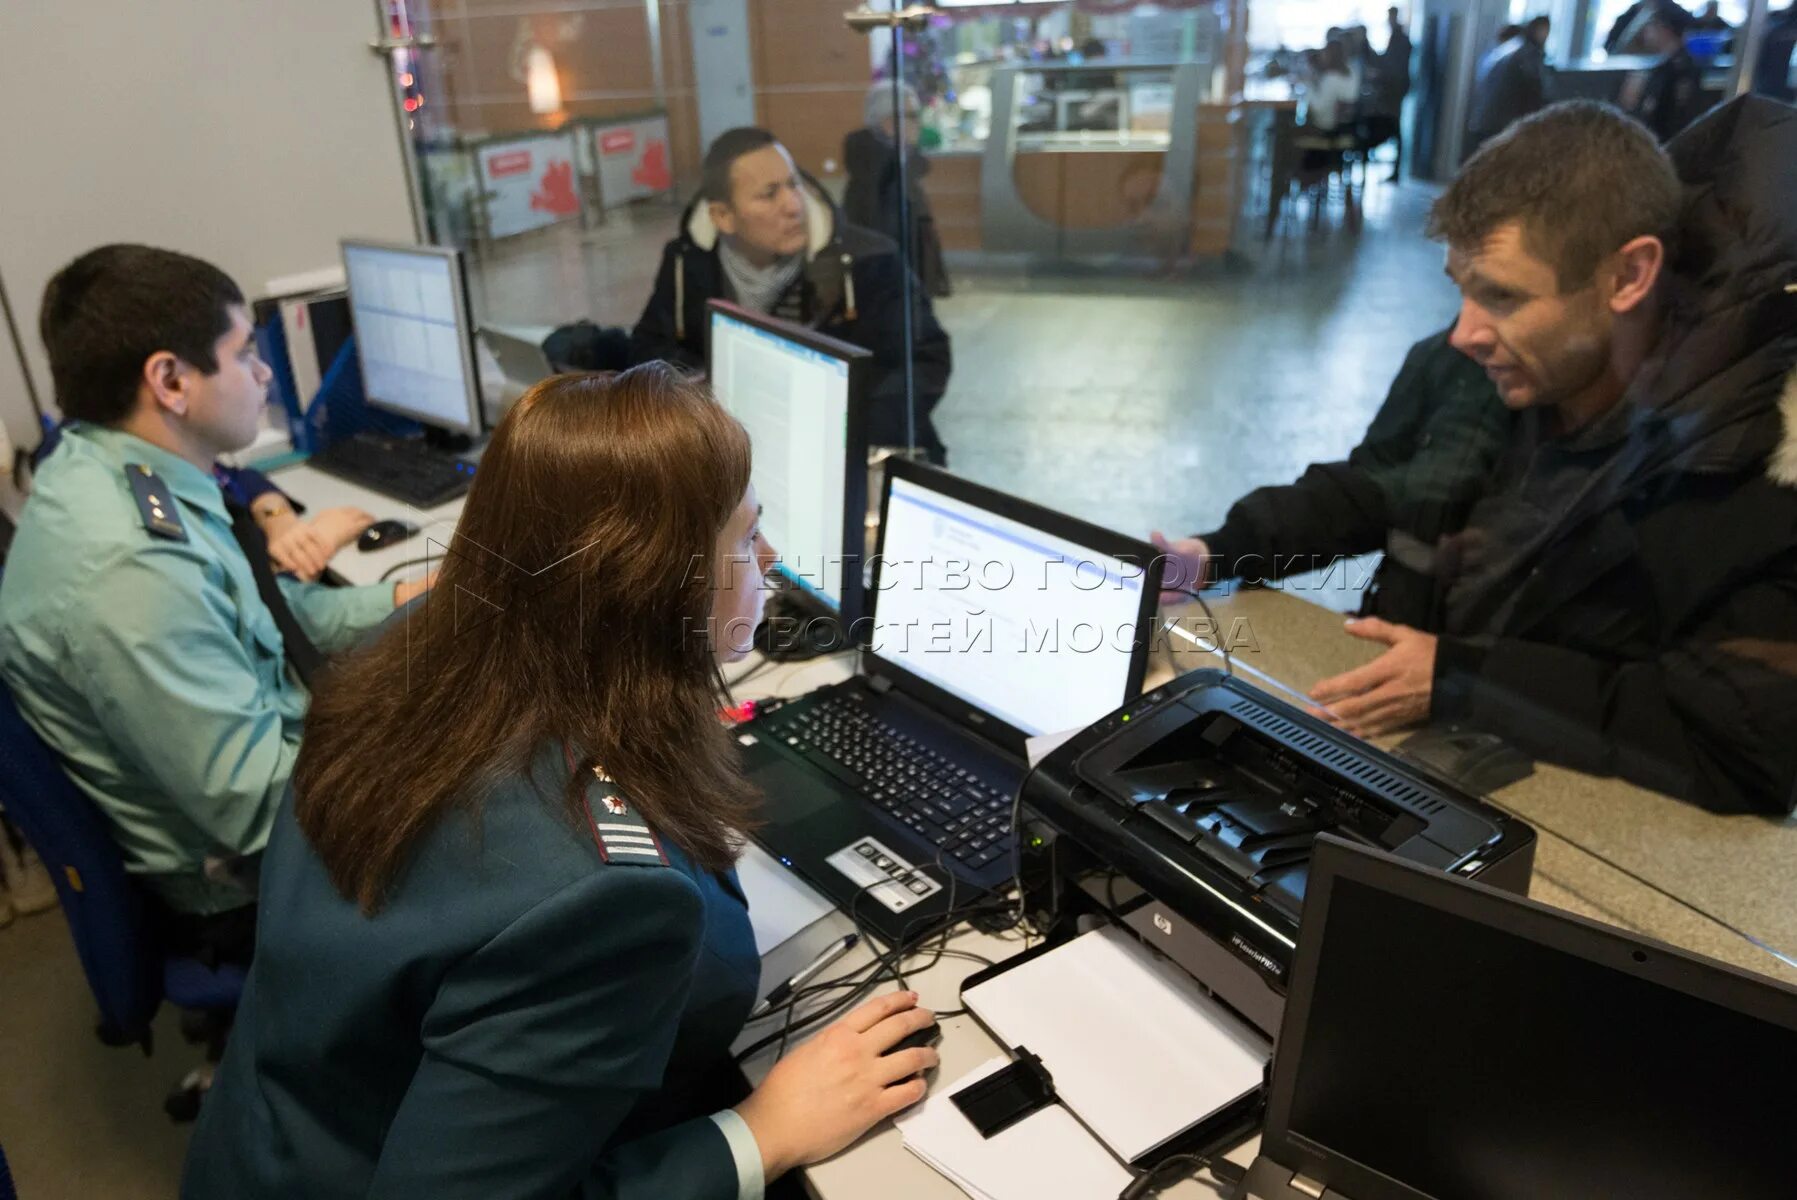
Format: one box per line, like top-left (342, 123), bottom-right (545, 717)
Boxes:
top-left (760, 696), bottom-right (1017, 872)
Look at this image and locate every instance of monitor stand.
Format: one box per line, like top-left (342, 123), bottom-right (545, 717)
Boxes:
top-left (753, 591), bottom-right (849, 662)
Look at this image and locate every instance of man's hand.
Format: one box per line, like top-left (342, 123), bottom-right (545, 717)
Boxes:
top-left (1150, 532), bottom-right (1212, 606)
top-left (267, 523), bottom-right (333, 581)
top-left (267, 507), bottom-right (373, 581)
top-left (1308, 617), bottom-right (1437, 737)
top-left (392, 570), bottom-right (439, 608)
top-left (310, 506), bottom-right (376, 551)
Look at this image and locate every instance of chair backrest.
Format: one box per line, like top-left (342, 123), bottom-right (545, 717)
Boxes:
top-left (0, 655), bottom-right (163, 1044)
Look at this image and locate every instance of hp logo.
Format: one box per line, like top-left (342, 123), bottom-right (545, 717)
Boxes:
top-left (1152, 912), bottom-right (1173, 936)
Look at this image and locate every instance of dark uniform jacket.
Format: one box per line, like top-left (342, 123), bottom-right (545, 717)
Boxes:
top-left (182, 751), bottom-right (760, 1198)
top-left (630, 172), bottom-right (954, 462)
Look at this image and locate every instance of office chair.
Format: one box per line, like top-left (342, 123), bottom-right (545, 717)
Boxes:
top-left (0, 637), bottom-right (245, 1122)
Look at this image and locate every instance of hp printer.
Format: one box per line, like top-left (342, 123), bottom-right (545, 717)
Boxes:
top-left (1020, 669), bottom-right (1537, 1038)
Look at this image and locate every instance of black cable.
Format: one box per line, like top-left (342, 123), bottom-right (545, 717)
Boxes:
top-left (1165, 586), bottom-right (1233, 677)
top-left (379, 554), bottom-right (437, 583)
top-left (1119, 1153), bottom-right (1212, 1200)
top-left (735, 864), bottom-right (1015, 1065)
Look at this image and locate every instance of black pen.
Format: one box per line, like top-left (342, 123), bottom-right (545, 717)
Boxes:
top-left (751, 933), bottom-right (860, 1018)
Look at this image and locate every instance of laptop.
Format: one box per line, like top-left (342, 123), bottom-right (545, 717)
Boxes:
top-left (736, 459), bottom-right (1163, 944)
top-left (1246, 834), bottom-right (1797, 1199)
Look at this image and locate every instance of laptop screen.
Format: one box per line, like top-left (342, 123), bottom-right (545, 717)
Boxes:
top-left (1282, 872), bottom-right (1797, 1199)
top-left (868, 473), bottom-right (1150, 738)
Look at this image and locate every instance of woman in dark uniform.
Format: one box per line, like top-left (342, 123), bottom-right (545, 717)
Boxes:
top-left (183, 364), bottom-right (938, 1199)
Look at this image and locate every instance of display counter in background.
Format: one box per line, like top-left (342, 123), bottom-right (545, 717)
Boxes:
top-left (920, 62), bottom-right (1295, 267)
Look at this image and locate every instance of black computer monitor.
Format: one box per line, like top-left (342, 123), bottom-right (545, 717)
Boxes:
top-left (1265, 836), bottom-right (1797, 1199)
top-left (340, 239), bottom-right (483, 437)
top-left (706, 300), bottom-right (872, 626)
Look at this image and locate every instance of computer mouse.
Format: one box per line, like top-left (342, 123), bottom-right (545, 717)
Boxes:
top-left (887, 1021), bottom-right (942, 1057)
top-left (357, 519), bottom-right (418, 553)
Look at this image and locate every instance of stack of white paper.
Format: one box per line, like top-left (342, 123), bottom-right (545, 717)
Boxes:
top-left (735, 841), bottom-right (837, 955)
top-left (962, 924), bottom-right (1268, 1162)
top-left (895, 1057), bottom-right (1134, 1200)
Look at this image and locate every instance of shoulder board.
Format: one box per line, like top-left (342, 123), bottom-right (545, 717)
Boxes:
top-left (124, 464), bottom-right (188, 542)
top-left (580, 768), bottom-right (670, 868)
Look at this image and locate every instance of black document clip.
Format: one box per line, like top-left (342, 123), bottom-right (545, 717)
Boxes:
top-left (949, 1046), bottom-right (1057, 1138)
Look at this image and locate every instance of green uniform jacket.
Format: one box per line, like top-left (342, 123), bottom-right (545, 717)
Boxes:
top-left (0, 425), bottom-right (393, 913)
top-left (182, 752), bottom-right (763, 1199)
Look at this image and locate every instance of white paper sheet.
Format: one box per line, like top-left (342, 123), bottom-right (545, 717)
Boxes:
top-left (896, 1056), bottom-right (1134, 1200)
top-left (962, 924), bottom-right (1268, 1162)
top-left (735, 840), bottom-right (838, 955)
top-left (1024, 726), bottom-right (1082, 767)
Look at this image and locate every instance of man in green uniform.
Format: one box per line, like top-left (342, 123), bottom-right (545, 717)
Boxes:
top-left (0, 245), bottom-right (432, 960)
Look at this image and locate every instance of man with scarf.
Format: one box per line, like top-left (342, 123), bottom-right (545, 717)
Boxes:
top-left (631, 127), bottom-right (954, 464)
top-left (1160, 98), bottom-right (1797, 812)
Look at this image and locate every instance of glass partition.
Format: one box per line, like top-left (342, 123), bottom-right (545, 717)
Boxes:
top-left (376, 0), bottom-right (1797, 986)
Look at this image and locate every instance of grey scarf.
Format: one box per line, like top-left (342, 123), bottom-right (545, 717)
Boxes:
top-left (718, 237), bottom-right (804, 314)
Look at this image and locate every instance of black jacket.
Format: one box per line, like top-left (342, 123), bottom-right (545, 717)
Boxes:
top-left (1200, 327), bottom-right (1511, 629)
top-left (1632, 46), bottom-right (1705, 142)
top-left (629, 173), bottom-right (953, 460)
top-left (1431, 97), bottom-right (1797, 812)
top-left (842, 128), bottom-right (951, 299)
top-left (1466, 38), bottom-right (1551, 145)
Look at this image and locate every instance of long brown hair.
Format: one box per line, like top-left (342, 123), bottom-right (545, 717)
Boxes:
top-left (295, 364), bottom-right (758, 911)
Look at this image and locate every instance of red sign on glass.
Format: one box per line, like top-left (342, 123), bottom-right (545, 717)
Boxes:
top-left (487, 149), bottom-right (533, 178)
top-left (599, 129), bottom-right (637, 156)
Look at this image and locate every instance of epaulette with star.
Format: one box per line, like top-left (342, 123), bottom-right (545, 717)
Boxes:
top-left (579, 766), bottom-right (670, 867)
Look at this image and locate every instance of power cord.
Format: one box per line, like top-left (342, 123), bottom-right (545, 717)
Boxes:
top-left (1119, 1151), bottom-right (1245, 1199)
top-left (1163, 586), bottom-right (1233, 677)
top-left (735, 818), bottom-right (1022, 1065)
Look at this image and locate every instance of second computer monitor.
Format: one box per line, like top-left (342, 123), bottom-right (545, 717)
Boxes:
top-left (341, 239), bottom-right (483, 436)
top-left (706, 301), bottom-right (871, 623)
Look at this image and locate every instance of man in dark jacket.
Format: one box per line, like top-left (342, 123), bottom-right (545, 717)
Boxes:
top-left (1626, 8), bottom-right (1705, 140)
top-left (844, 83), bottom-right (951, 298)
top-left (631, 127), bottom-right (954, 463)
top-left (1153, 325), bottom-right (1511, 629)
top-left (1752, 4), bottom-right (1796, 102)
top-left (1316, 99), bottom-right (1794, 812)
top-left (1464, 17), bottom-right (1552, 161)
top-left (1160, 98), bottom-right (1797, 812)
top-left (1365, 7), bottom-right (1414, 180)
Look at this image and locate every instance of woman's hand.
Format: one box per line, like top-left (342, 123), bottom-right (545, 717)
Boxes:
top-left (734, 991), bottom-right (938, 1179)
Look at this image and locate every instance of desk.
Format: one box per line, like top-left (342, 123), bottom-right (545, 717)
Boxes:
top-left (272, 463), bottom-right (463, 588)
top-left (272, 459), bottom-right (1797, 1195)
top-left (725, 652), bottom-right (1247, 1200)
top-left (1166, 588), bottom-right (1797, 987)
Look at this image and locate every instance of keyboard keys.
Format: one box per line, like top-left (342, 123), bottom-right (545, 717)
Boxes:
top-left (765, 696), bottom-right (1017, 874)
